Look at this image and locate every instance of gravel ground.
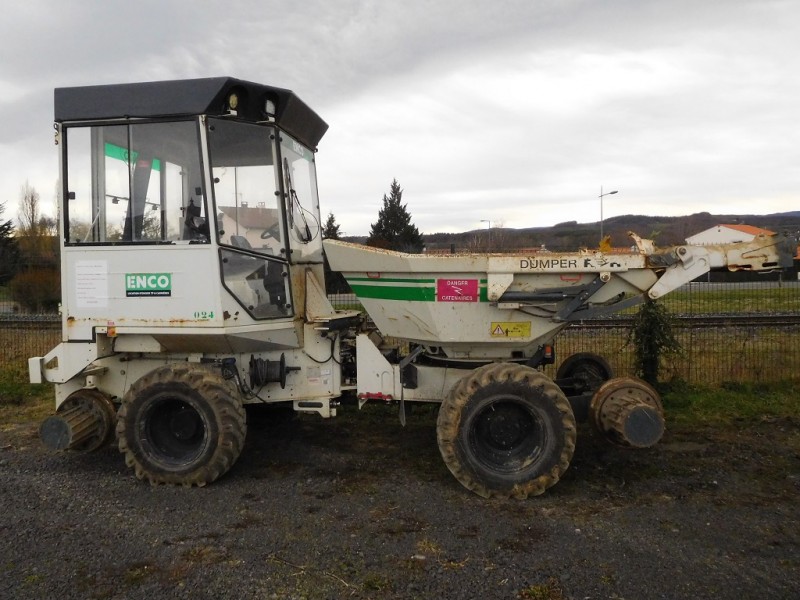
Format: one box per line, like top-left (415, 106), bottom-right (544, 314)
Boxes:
top-left (1, 401), bottom-right (798, 599)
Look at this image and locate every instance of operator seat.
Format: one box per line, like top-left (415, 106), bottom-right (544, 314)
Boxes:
top-left (230, 235), bottom-right (252, 249)
top-left (182, 199), bottom-right (208, 240)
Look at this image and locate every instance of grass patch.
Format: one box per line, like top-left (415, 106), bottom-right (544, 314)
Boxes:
top-left (661, 380), bottom-right (800, 425)
top-left (0, 362), bottom-right (53, 425)
top-left (518, 577), bottom-right (566, 600)
top-left (661, 286), bottom-right (800, 315)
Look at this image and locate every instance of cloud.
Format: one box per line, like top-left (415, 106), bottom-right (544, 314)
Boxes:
top-left (1, 0), bottom-right (798, 235)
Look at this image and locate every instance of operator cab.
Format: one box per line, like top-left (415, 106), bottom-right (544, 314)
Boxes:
top-left (54, 78), bottom-right (328, 340)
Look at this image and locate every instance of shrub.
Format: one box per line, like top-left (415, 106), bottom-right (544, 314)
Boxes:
top-left (626, 299), bottom-right (683, 385)
top-left (9, 268), bottom-right (61, 313)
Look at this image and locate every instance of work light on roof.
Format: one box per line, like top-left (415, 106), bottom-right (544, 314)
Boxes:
top-left (227, 92), bottom-right (239, 111)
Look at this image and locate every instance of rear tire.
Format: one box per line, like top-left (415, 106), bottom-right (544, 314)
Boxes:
top-left (437, 363), bottom-right (576, 498)
top-left (117, 364), bottom-right (246, 486)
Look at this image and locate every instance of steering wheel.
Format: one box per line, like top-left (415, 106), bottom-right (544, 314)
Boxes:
top-left (260, 222), bottom-right (281, 240)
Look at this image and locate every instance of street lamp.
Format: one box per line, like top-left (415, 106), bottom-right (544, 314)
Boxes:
top-left (599, 186), bottom-right (618, 243)
top-left (481, 219), bottom-right (492, 252)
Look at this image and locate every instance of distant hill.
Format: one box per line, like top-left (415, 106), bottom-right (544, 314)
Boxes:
top-left (415, 212), bottom-right (800, 253)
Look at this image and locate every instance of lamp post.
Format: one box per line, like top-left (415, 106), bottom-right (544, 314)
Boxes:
top-left (481, 219), bottom-right (492, 252)
top-left (599, 186), bottom-right (618, 243)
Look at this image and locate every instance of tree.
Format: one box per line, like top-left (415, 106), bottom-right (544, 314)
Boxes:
top-left (11, 182), bottom-right (60, 312)
top-left (366, 179), bottom-right (424, 253)
top-left (0, 199), bottom-right (20, 284)
top-left (17, 181), bottom-right (58, 266)
top-left (322, 212), bottom-right (342, 240)
top-left (627, 299), bottom-right (683, 385)
top-left (18, 180), bottom-right (41, 236)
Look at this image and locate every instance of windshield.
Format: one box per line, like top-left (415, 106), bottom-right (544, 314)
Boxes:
top-left (280, 133), bottom-right (321, 247)
top-left (64, 120), bottom-right (207, 244)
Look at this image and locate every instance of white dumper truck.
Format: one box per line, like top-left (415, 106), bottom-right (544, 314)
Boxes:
top-left (29, 77), bottom-right (795, 498)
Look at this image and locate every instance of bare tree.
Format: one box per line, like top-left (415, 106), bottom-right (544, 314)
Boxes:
top-left (17, 181), bottom-right (58, 266)
top-left (18, 180), bottom-right (41, 236)
top-left (463, 232), bottom-right (487, 252)
top-left (488, 219), bottom-right (515, 253)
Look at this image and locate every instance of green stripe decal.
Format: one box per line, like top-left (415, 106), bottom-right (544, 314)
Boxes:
top-left (349, 284), bottom-right (435, 302)
top-left (104, 143), bottom-right (160, 171)
top-left (346, 276), bottom-right (436, 284)
top-left (347, 276), bottom-right (489, 302)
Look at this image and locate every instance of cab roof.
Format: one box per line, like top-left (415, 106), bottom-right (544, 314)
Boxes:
top-left (54, 76), bottom-right (328, 149)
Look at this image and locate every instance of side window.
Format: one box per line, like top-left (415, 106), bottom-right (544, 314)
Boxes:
top-left (219, 249), bottom-right (291, 318)
top-left (64, 121), bottom-right (206, 244)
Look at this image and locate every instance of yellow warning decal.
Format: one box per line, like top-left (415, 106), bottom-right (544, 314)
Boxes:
top-left (490, 322), bottom-right (531, 337)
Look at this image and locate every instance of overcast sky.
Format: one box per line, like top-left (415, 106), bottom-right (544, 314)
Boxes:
top-left (1, 0), bottom-right (797, 236)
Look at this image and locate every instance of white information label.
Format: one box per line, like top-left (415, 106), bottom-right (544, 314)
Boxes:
top-left (75, 260), bottom-right (108, 308)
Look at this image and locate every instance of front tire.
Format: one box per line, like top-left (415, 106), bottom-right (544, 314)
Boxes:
top-left (117, 364), bottom-right (246, 486)
top-left (437, 363), bottom-right (576, 498)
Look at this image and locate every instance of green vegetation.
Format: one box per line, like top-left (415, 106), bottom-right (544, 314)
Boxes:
top-left (0, 362), bottom-right (52, 424)
top-left (366, 179), bottom-right (424, 253)
top-left (626, 299), bottom-right (683, 385)
top-left (661, 380), bottom-right (800, 426)
top-left (556, 324), bottom-right (800, 386)
top-left (660, 285), bottom-right (800, 315)
top-left (9, 269), bottom-right (60, 312)
top-left (327, 297), bottom-right (363, 311)
top-left (0, 325), bottom-right (58, 424)
top-left (518, 578), bottom-right (566, 600)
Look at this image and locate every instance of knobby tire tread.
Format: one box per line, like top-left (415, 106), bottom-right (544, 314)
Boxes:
top-left (437, 362), bottom-right (576, 499)
top-left (117, 364), bottom-right (246, 487)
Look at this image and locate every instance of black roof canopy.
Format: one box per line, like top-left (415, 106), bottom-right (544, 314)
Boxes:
top-left (54, 77), bottom-right (328, 149)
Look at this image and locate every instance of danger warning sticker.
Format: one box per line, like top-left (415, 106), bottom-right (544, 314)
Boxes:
top-left (437, 278), bottom-right (478, 302)
top-left (490, 322), bottom-right (532, 337)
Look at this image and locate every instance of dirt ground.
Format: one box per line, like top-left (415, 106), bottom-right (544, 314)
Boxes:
top-left (1, 401), bottom-right (798, 599)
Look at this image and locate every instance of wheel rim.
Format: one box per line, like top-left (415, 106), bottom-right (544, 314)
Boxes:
top-left (467, 394), bottom-right (546, 474)
top-left (143, 396), bottom-right (209, 466)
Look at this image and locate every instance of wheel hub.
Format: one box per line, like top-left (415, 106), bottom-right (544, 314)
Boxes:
top-left (169, 407), bottom-right (202, 441)
top-left (471, 398), bottom-right (543, 471)
top-left (145, 398), bottom-right (208, 462)
top-left (485, 409), bottom-right (525, 448)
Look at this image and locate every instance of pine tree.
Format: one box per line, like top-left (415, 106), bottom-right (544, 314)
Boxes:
top-left (366, 179), bottom-right (424, 253)
top-left (322, 212), bottom-right (342, 240)
top-left (0, 200), bottom-right (20, 284)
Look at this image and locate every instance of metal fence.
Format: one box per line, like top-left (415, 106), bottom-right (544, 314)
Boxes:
top-left (3, 280), bottom-right (799, 386)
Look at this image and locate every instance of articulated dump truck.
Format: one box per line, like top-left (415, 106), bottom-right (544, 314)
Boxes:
top-left (29, 77), bottom-right (795, 498)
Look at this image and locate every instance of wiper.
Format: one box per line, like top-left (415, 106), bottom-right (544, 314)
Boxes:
top-left (283, 157), bottom-right (313, 243)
